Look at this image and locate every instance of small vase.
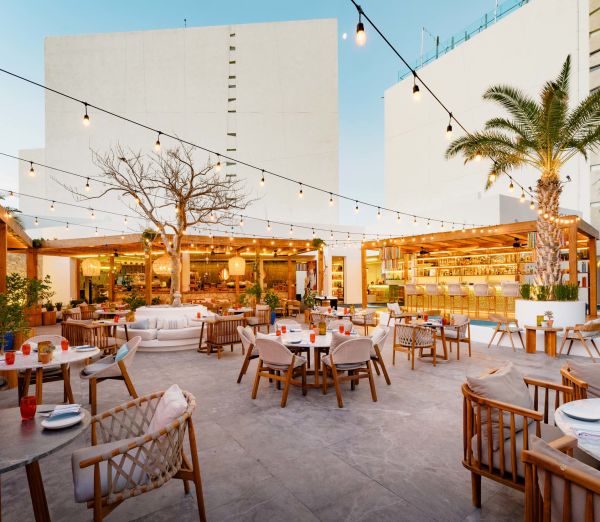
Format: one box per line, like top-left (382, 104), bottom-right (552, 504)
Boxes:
top-left (547, 320), bottom-right (554, 327)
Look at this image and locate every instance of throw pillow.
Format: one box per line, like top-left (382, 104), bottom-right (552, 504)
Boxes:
top-left (157, 317), bottom-right (188, 330)
top-left (115, 343), bottom-right (129, 362)
top-left (147, 384), bottom-right (188, 435)
top-left (566, 361), bottom-right (600, 398)
top-left (129, 318), bottom-right (150, 330)
top-left (466, 363), bottom-right (534, 450)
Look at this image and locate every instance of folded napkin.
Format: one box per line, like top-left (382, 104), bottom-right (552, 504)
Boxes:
top-left (74, 345), bottom-right (94, 350)
top-left (49, 404), bottom-right (81, 419)
top-left (290, 328), bottom-right (301, 332)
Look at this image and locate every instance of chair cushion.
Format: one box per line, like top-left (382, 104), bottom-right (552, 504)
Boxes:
top-left (263, 354), bottom-right (306, 371)
top-left (471, 423), bottom-right (562, 479)
top-left (147, 384), bottom-right (187, 435)
top-left (156, 317), bottom-right (188, 330)
top-left (466, 363), bottom-right (534, 450)
top-left (128, 319), bottom-right (150, 330)
top-left (443, 328), bottom-right (467, 340)
top-left (530, 436), bottom-right (600, 519)
top-left (246, 317), bottom-right (259, 326)
top-left (72, 436), bottom-right (148, 502)
top-left (115, 343), bottom-right (129, 362)
top-left (156, 326), bottom-right (204, 341)
top-left (82, 358), bottom-right (116, 376)
top-left (566, 330), bottom-right (600, 339)
top-left (321, 354), bottom-right (366, 370)
top-left (116, 328), bottom-right (157, 341)
top-left (567, 361), bottom-right (600, 398)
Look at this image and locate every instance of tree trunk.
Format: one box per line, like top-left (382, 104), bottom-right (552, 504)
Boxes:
top-left (170, 235), bottom-right (183, 306)
top-left (535, 176), bottom-right (562, 287)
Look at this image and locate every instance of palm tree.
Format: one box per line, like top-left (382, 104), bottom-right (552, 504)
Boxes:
top-left (446, 55), bottom-right (600, 286)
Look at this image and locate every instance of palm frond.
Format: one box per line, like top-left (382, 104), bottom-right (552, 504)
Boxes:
top-left (484, 117), bottom-right (536, 145)
top-left (445, 130), bottom-right (528, 162)
top-left (561, 89), bottom-right (600, 145)
top-left (483, 85), bottom-right (540, 137)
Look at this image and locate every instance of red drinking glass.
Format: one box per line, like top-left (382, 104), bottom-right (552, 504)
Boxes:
top-left (196, 312), bottom-right (201, 318)
top-left (276, 329), bottom-right (281, 336)
top-left (21, 343), bottom-right (31, 356)
top-left (424, 314), bottom-right (429, 322)
top-left (328, 307), bottom-right (332, 313)
top-left (20, 396), bottom-right (36, 421)
top-left (113, 315), bottom-right (120, 323)
top-left (5, 351), bottom-right (15, 365)
top-left (281, 325), bottom-right (287, 334)
top-left (345, 330), bottom-right (351, 336)
top-left (309, 332), bottom-right (316, 344)
top-left (61, 339), bottom-right (69, 351)
top-left (338, 325), bottom-right (344, 333)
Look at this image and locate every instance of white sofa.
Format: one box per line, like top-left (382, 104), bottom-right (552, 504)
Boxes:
top-left (115, 305), bottom-right (215, 352)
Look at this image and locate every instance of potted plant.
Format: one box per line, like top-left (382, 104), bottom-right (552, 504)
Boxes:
top-left (55, 302), bottom-right (63, 311)
top-left (544, 310), bottom-right (554, 328)
top-left (37, 340), bottom-right (55, 364)
top-left (124, 291), bottom-right (146, 313)
top-left (264, 290), bottom-right (280, 325)
top-left (7, 274), bottom-right (54, 328)
top-left (244, 281), bottom-right (262, 309)
top-left (0, 294), bottom-right (29, 353)
top-left (302, 288), bottom-right (316, 323)
top-left (42, 301), bottom-right (57, 326)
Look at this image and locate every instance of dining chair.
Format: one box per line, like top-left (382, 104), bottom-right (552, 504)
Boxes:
top-left (310, 311), bottom-right (327, 328)
top-left (444, 314), bottom-right (471, 360)
top-left (247, 304), bottom-right (271, 333)
top-left (393, 324), bottom-right (436, 369)
top-left (425, 284), bottom-right (444, 311)
top-left (386, 302), bottom-right (403, 326)
top-left (286, 299), bottom-right (301, 317)
top-left (275, 318), bottom-right (301, 329)
top-left (351, 310), bottom-right (377, 335)
top-left (61, 319), bottom-right (95, 347)
top-left (251, 337), bottom-right (307, 407)
top-left (236, 325), bottom-right (257, 384)
top-left (370, 325), bottom-right (391, 385)
top-left (487, 313), bottom-right (525, 351)
top-left (560, 362), bottom-right (595, 401)
top-left (80, 304), bottom-right (97, 320)
top-left (321, 337), bottom-right (377, 408)
top-left (558, 320), bottom-right (600, 361)
top-left (462, 371), bottom-right (572, 509)
top-left (71, 389), bottom-right (206, 521)
top-left (522, 435), bottom-right (600, 521)
top-left (79, 336), bottom-right (141, 415)
top-left (62, 307), bottom-right (82, 321)
top-left (205, 315), bottom-right (246, 358)
top-left (328, 319), bottom-right (353, 333)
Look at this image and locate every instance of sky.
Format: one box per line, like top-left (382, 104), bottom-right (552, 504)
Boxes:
top-left (0, 0), bottom-right (486, 221)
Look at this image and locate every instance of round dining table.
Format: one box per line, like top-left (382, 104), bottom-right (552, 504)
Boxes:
top-left (555, 398), bottom-right (600, 460)
top-left (0, 347), bottom-right (100, 405)
top-left (0, 406), bottom-right (91, 521)
top-left (95, 309), bottom-right (130, 318)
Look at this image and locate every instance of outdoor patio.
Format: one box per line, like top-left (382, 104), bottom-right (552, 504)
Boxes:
top-left (0, 322), bottom-right (570, 522)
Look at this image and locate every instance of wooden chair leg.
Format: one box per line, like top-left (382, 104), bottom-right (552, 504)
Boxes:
top-left (392, 346), bottom-right (396, 365)
top-left (237, 348), bottom-right (253, 384)
top-left (280, 365), bottom-right (293, 408)
top-left (487, 325), bottom-right (500, 348)
top-left (517, 331), bottom-right (525, 349)
top-left (331, 364), bottom-right (344, 408)
top-left (89, 378), bottom-right (97, 416)
top-left (119, 363), bottom-right (138, 399)
top-left (322, 364), bottom-right (328, 395)
top-left (301, 365), bottom-right (307, 396)
top-left (187, 420), bottom-right (208, 522)
top-left (411, 346), bottom-right (415, 370)
top-left (375, 347), bottom-right (391, 385)
top-left (367, 361), bottom-right (377, 402)
top-left (471, 472), bottom-right (482, 508)
top-left (251, 360), bottom-right (262, 399)
top-left (558, 334), bottom-right (569, 356)
top-left (372, 359), bottom-right (381, 375)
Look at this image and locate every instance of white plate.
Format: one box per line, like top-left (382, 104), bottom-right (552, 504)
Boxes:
top-left (562, 400), bottom-right (600, 422)
top-left (74, 346), bottom-right (97, 352)
top-left (41, 411), bottom-right (84, 430)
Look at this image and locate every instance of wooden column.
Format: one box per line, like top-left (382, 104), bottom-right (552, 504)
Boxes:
top-left (568, 222), bottom-right (578, 285)
top-left (75, 258), bottom-right (82, 300)
top-left (234, 276), bottom-right (240, 302)
top-left (26, 249), bottom-right (38, 279)
top-left (108, 256), bottom-right (115, 301)
top-left (287, 257), bottom-right (294, 299)
top-left (145, 254), bottom-right (153, 304)
top-left (317, 249), bottom-right (324, 295)
top-left (589, 236), bottom-right (598, 318)
top-left (361, 245), bottom-right (367, 308)
top-left (0, 222), bottom-right (7, 293)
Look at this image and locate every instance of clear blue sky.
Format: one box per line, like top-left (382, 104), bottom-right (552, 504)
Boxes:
top-left (0, 0), bottom-right (485, 213)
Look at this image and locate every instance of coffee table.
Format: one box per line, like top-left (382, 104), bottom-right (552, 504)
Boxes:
top-left (0, 406), bottom-right (91, 521)
top-left (524, 325), bottom-right (564, 357)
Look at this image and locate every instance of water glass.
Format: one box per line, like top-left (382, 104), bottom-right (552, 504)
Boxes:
top-left (5, 351), bottom-right (15, 365)
top-left (281, 325), bottom-right (287, 334)
top-left (22, 343), bottom-right (31, 356)
top-left (20, 396), bottom-right (36, 421)
top-left (61, 339), bottom-right (69, 351)
top-left (338, 325), bottom-right (344, 334)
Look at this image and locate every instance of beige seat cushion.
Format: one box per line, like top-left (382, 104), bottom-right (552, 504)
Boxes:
top-left (263, 354), bottom-right (306, 371)
top-left (567, 361), bottom-right (600, 398)
top-left (466, 363), bottom-right (534, 450)
top-left (71, 437), bottom-right (148, 502)
top-left (443, 328), bottom-right (468, 340)
top-left (156, 326), bottom-right (204, 341)
top-left (116, 327), bottom-right (157, 342)
top-left (530, 436), bottom-right (600, 520)
top-left (321, 353), bottom-right (366, 370)
top-left (246, 317), bottom-right (259, 326)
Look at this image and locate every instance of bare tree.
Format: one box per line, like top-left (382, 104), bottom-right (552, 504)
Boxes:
top-left (61, 143), bottom-right (251, 306)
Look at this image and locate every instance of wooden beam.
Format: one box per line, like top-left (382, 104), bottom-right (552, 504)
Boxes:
top-left (287, 256), bottom-right (294, 300)
top-left (108, 256), bottom-right (115, 301)
top-left (569, 221), bottom-right (578, 285)
top-left (145, 254), bottom-right (152, 304)
top-left (0, 223), bottom-right (6, 293)
top-left (26, 249), bottom-right (38, 279)
top-left (361, 245), bottom-right (367, 308)
top-left (590, 237), bottom-right (597, 317)
top-left (317, 248), bottom-right (324, 295)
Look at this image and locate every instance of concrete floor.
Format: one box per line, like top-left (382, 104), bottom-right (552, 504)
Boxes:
top-left (0, 322), bottom-right (580, 522)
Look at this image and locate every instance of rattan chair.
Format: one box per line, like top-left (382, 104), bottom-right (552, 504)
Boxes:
top-left (329, 319), bottom-right (353, 333)
top-left (251, 337), bottom-right (307, 407)
top-left (321, 337), bottom-right (377, 408)
top-left (206, 315), bottom-right (246, 358)
top-left (80, 336), bottom-right (140, 415)
top-left (236, 326), bottom-right (257, 383)
top-left (310, 311), bottom-right (327, 328)
top-left (386, 302), bottom-right (403, 326)
top-left (62, 307), bottom-right (82, 321)
top-left (247, 304), bottom-right (271, 333)
top-left (462, 377), bottom-right (571, 508)
top-left (393, 324), bottom-right (436, 369)
top-left (286, 299), bottom-right (301, 317)
top-left (488, 313), bottom-right (525, 351)
top-left (71, 390), bottom-right (206, 521)
top-left (444, 314), bottom-right (472, 360)
top-left (80, 304), bottom-right (97, 320)
top-left (523, 435), bottom-right (600, 521)
top-left (370, 325), bottom-right (391, 385)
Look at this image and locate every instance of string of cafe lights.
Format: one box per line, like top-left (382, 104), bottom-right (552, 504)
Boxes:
top-left (349, 0), bottom-right (537, 205)
top-left (1, 153), bottom-right (469, 239)
top-left (0, 67), bottom-right (487, 228)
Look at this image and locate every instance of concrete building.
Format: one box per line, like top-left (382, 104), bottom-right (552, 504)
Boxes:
top-left (383, 0), bottom-right (590, 234)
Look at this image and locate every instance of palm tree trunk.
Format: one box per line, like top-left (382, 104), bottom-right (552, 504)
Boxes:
top-left (535, 176), bottom-right (562, 287)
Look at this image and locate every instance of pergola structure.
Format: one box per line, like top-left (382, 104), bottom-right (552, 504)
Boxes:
top-left (360, 216), bottom-right (599, 315)
top-left (37, 233), bottom-right (326, 302)
top-left (0, 205), bottom-right (35, 292)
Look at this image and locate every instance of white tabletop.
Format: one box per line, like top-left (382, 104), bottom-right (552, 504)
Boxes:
top-left (278, 329), bottom-right (359, 349)
top-left (228, 307), bottom-right (253, 314)
top-left (96, 309), bottom-right (130, 316)
top-left (0, 347), bottom-right (100, 371)
top-left (555, 398), bottom-right (600, 460)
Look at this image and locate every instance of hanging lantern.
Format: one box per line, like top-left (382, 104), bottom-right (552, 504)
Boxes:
top-left (152, 254), bottom-right (171, 276)
top-left (81, 258), bottom-right (102, 277)
top-left (228, 256), bottom-right (245, 276)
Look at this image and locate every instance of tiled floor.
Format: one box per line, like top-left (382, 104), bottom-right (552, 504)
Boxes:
top-left (0, 322), bottom-right (579, 521)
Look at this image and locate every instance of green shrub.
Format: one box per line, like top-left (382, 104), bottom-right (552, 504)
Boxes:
top-left (264, 290), bottom-right (280, 311)
top-left (536, 285), bottom-right (550, 301)
top-left (520, 283), bottom-right (532, 300)
top-left (553, 283), bottom-right (579, 301)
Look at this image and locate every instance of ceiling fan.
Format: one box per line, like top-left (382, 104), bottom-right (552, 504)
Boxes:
top-left (512, 237), bottom-right (523, 248)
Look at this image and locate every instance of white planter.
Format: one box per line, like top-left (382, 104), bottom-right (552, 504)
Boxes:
top-left (515, 299), bottom-right (585, 353)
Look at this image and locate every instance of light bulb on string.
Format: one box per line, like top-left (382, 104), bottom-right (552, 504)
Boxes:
top-left (289, 225), bottom-right (293, 236)
top-left (298, 184), bottom-right (304, 199)
top-left (412, 75), bottom-right (421, 100)
top-left (95, 227), bottom-right (98, 236)
top-left (154, 132), bottom-right (161, 152)
top-left (35, 217), bottom-right (39, 225)
top-left (474, 152), bottom-right (482, 162)
top-left (330, 230), bottom-right (334, 239)
top-left (239, 217), bottom-right (244, 227)
top-left (396, 213), bottom-right (401, 223)
top-left (28, 162), bottom-right (35, 177)
top-left (260, 170), bottom-right (265, 186)
top-left (50, 201), bottom-right (55, 211)
top-left (66, 222), bottom-right (69, 230)
top-left (267, 221), bottom-right (271, 231)
top-left (329, 193), bottom-right (334, 206)
top-left (489, 171), bottom-right (496, 183)
top-left (347, 232), bottom-right (350, 240)
top-left (427, 219), bottom-right (431, 228)
top-left (441, 221), bottom-right (444, 229)
top-left (413, 216), bottom-right (417, 226)
top-left (85, 178), bottom-right (91, 192)
top-left (215, 155), bottom-right (222, 172)
top-left (354, 201), bottom-right (359, 213)
top-left (355, 11), bottom-right (366, 46)
top-left (82, 103), bottom-right (90, 126)
top-left (90, 209), bottom-right (96, 219)
top-left (124, 216), bottom-right (128, 225)
top-left (520, 190), bottom-right (525, 203)
top-left (446, 113), bottom-right (453, 139)
top-left (376, 207), bottom-right (381, 220)
top-left (312, 228), bottom-right (315, 238)
top-left (508, 179), bottom-right (514, 192)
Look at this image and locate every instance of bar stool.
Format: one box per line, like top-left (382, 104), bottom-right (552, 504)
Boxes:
top-left (404, 284), bottom-right (424, 312)
top-left (500, 281), bottom-right (521, 317)
top-left (447, 283), bottom-right (468, 314)
top-left (425, 284), bottom-right (444, 311)
top-left (473, 283), bottom-right (495, 318)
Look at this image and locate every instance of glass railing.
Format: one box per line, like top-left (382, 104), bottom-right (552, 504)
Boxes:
top-left (397, 0), bottom-right (530, 81)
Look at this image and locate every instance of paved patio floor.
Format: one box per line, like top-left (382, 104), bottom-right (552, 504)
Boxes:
top-left (0, 323), bottom-right (581, 521)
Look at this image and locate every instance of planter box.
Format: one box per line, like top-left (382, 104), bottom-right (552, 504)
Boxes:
top-left (42, 311), bottom-right (57, 326)
top-left (515, 299), bottom-right (585, 353)
top-left (24, 307), bottom-right (43, 327)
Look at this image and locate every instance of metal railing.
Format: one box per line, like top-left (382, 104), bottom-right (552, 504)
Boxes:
top-left (397, 0), bottom-right (531, 81)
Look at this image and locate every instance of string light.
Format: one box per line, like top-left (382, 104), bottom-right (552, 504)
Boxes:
top-left (413, 216), bottom-right (417, 225)
top-left (312, 228), bottom-right (315, 238)
top-left (427, 219), bottom-right (431, 228)
top-left (508, 179), bottom-right (514, 192)
top-left (267, 221), bottom-right (271, 231)
top-left (396, 213), bottom-right (401, 223)
top-left (66, 222), bottom-right (69, 230)
top-left (474, 152), bottom-right (482, 162)
top-left (330, 230), bottom-right (334, 239)
top-left (489, 172), bottom-right (496, 183)
top-left (154, 132), bottom-right (161, 152)
top-left (90, 209), bottom-right (96, 219)
top-left (239, 217), bottom-right (244, 227)
top-left (446, 114), bottom-right (453, 139)
top-left (354, 201), bottom-right (359, 213)
top-left (28, 162), bottom-right (35, 177)
top-left (215, 155), bottom-right (222, 172)
top-left (124, 216), bottom-right (128, 224)
top-left (95, 227), bottom-right (98, 236)
top-left (289, 225), bottom-right (293, 235)
top-left (529, 200), bottom-right (535, 210)
top-left (376, 207), bottom-right (382, 219)
top-left (260, 170), bottom-right (265, 186)
top-left (329, 193), bottom-right (334, 206)
top-left (412, 75), bottom-right (420, 100)
top-left (50, 201), bottom-right (55, 211)
top-left (82, 102), bottom-right (90, 126)
top-left (85, 178), bottom-right (91, 192)
top-left (35, 216), bottom-right (38, 225)
top-left (520, 190), bottom-right (525, 203)
top-left (298, 184), bottom-right (304, 199)
top-left (355, 9), bottom-right (366, 46)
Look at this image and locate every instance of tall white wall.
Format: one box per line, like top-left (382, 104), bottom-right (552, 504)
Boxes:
top-left (20, 19), bottom-right (339, 236)
top-left (384, 0), bottom-right (589, 232)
